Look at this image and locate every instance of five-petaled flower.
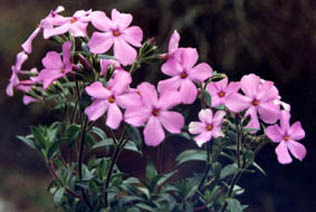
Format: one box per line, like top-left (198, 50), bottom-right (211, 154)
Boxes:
top-left (266, 111), bottom-right (306, 164)
top-left (188, 109), bottom-right (226, 147)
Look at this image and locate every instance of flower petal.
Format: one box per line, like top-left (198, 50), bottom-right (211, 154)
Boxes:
top-left (62, 41), bottom-right (72, 65)
top-left (179, 79), bottom-right (198, 104)
top-left (111, 71), bottom-right (132, 95)
top-left (38, 69), bottom-right (64, 89)
top-left (240, 74), bottom-right (260, 98)
top-left (257, 101), bottom-right (280, 124)
top-left (121, 26), bottom-right (143, 47)
top-left (189, 62), bottom-right (213, 82)
top-left (113, 38), bottom-right (137, 65)
top-left (43, 23), bottom-right (70, 39)
top-left (161, 59), bottom-right (183, 76)
top-left (287, 140), bottom-right (306, 161)
top-left (22, 27), bottom-right (41, 54)
top-left (188, 122), bottom-right (206, 135)
top-left (280, 110), bottom-right (291, 132)
top-left (106, 103), bottom-right (123, 129)
top-left (213, 111), bottom-right (226, 126)
top-left (198, 109), bottom-right (213, 124)
top-left (158, 89), bottom-right (181, 110)
top-left (180, 48), bottom-right (198, 70)
top-left (116, 92), bottom-right (142, 109)
top-left (159, 111), bottom-right (184, 134)
top-left (42, 51), bottom-right (63, 70)
top-left (157, 77), bottom-right (181, 94)
top-left (275, 142), bottom-right (292, 164)
top-left (88, 32), bottom-right (113, 54)
top-left (85, 82), bottom-right (111, 99)
top-left (138, 82), bottom-right (158, 108)
top-left (168, 30), bottom-right (180, 53)
top-left (266, 124), bottom-right (283, 143)
top-left (84, 99), bottom-right (108, 121)
top-left (111, 9), bottom-right (133, 29)
top-left (288, 121), bottom-right (305, 140)
top-left (90, 11), bottom-right (112, 32)
top-left (194, 132), bottom-right (212, 147)
top-left (144, 117), bottom-right (165, 146)
top-left (124, 107), bottom-right (151, 127)
top-left (225, 93), bottom-right (251, 112)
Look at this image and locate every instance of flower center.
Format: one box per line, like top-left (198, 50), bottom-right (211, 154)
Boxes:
top-left (206, 124), bottom-right (213, 131)
top-left (108, 96), bottom-right (115, 103)
top-left (284, 136), bottom-right (290, 142)
top-left (71, 17), bottom-right (77, 23)
top-left (252, 99), bottom-right (259, 106)
top-left (218, 91), bottom-right (225, 98)
top-left (61, 67), bottom-right (66, 73)
top-left (180, 72), bottom-right (188, 79)
top-left (112, 29), bottom-right (121, 37)
top-left (152, 108), bottom-right (160, 117)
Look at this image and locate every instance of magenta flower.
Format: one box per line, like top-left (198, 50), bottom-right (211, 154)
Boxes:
top-left (206, 77), bottom-right (240, 107)
top-left (22, 6), bottom-right (65, 53)
top-left (266, 111), bottom-right (306, 164)
top-left (189, 109), bottom-right (225, 147)
top-left (100, 58), bottom-right (123, 76)
top-left (158, 48), bottom-right (213, 104)
top-left (16, 68), bottom-right (40, 105)
top-left (88, 9), bottom-right (143, 65)
top-left (85, 71), bottom-right (132, 129)
top-left (38, 41), bottom-right (72, 89)
top-left (44, 9), bottom-right (92, 39)
top-left (160, 30), bottom-right (180, 62)
top-left (225, 74), bottom-right (280, 130)
top-left (124, 82), bottom-right (184, 146)
top-left (6, 51), bottom-right (28, 96)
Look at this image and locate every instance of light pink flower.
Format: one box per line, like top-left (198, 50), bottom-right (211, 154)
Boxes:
top-left (44, 9), bottom-right (92, 39)
top-left (6, 51), bottom-right (28, 96)
top-left (85, 71), bottom-right (132, 129)
top-left (88, 9), bottom-right (143, 65)
top-left (189, 109), bottom-right (225, 147)
top-left (100, 58), bottom-right (123, 76)
top-left (38, 41), bottom-right (72, 89)
top-left (266, 111), bottom-right (306, 164)
top-left (225, 74), bottom-right (280, 130)
top-left (22, 6), bottom-right (65, 53)
top-left (124, 82), bottom-right (184, 146)
top-left (158, 48), bottom-right (213, 104)
top-left (206, 77), bottom-right (240, 107)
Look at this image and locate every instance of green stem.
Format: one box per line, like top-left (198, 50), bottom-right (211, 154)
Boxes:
top-left (235, 117), bottom-right (241, 168)
top-left (197, 142), bottom-right (211, 191)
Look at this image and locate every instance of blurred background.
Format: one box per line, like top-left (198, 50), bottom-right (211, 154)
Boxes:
top-left (0, 0), bottom-right (315, 211)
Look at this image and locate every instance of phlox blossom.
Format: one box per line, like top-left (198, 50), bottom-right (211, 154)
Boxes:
top-left (85, 71), bottom-right (132, 129)
top-left (88, 9), bottom-right (143, 65)
top-left (38, 41), bottom-right (72, 89)
top-left (124, 82), bottom-right (184, 146)
top-left (225, 74), bottom-right (280, 130)
top-left (6, 51), bottom-right (28, 96)
top-left (206, 77), bottom-right (240, 107)
top-left (266, 111), bottom-right (306, 164)
top-left (188, 109), bottom-right (225, 147)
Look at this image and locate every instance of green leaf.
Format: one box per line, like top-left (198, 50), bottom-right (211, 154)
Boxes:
top-left (53, 187), bottom-right (65, 207)
top-left (202, 90), bottom-right (212, 108)
top-left (79, 91), bottom-right (92, 112)
top-left (252, 162), bottom-right (266, 176)
top-left (146, 159), bottom-right (157, 183)
top-left (30, 126), bottom-right (47, 149)
top-left (17, 135), bottom-right (36, 150)
top-left (220, 164), bottom-right (238, 179)
top-left (90, 126), bottom-right (107, 140)
top-left (97, 54), bottom-right (118, 60)
top-left (127, 126), bottom-right (142, 149)
top-left (91, 138), bottom-right (115, 150)
top-left (176, 149), bottom-right (206, 166)
top-left (244, 149), bottom-right (254, 164)
top-left (123, 140), bottom-right (142, 155)
top-left (136, 203), bottom-right (154, 211)
top-left (227, 198), bottom-right (242, 212)
top-left (157, 170), bottom-right (177, 187)
top-left (65, 124), bottom-right (81, 146)
top-left (81, 42), bottom-right (90, 54)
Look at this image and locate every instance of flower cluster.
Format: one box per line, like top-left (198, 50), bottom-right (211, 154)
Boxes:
top-left (7, 5), bottom-right (306, 167)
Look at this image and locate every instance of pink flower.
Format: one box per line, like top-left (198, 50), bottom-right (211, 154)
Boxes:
top-left (266, 111), bottom-right (306, 164)
top-left (88, 9), bottom-right (143, 65)
top-left (188, 109), bottom-right (225, 147)
top-left (44, 9), bottom-right (92, 39)
top-left (85, 71), bottom-right (132, 129)
top-left (6, 51), bottom-right (28, 96)
top-left (225, 74), bottom-right (280, 130)
top-left (22, 6), bottom-right (65, 53)
top-left (124, 82), bottom-right (184, 146)
top-left (100, 58), bottom-right (123, 76)
top-left (38, 41), bottom-right (72, 89)
top-left (206, 77), bottom-right (240, 107)
top-left (158, 48), bottom-right (213, 104)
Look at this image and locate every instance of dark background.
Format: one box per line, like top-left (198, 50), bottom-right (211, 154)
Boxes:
top-left (0, 0), bottom-right (315, 211)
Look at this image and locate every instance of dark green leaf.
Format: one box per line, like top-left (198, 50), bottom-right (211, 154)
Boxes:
top-left (123, 140), bottom-right (142, 155)
top-left (136, 203), bottom-right (154, 211)
top-left (30, 126), bottom-right (47, 149)
top-left (220, 164), bottom-right (238, 179)
top-left (97, 54), bottom-right (117, 60)
top-left (176, 149), bottom-right (206, 166)
top-left (53, 187), bottom-right (65, 207)
top-left (157, 170), bottom-right (177, 187)
top-left (17, 135), bottom-right (36, 150)
top-left (227, 198), bottom-right (242, 212)
top-left (91, 138), bottom-right (115, 150)
top-left (202, 90), bottom-right (212, 108)
top-left (65, 125), bottom-right (81, 146)
top-left (90, 126), bottom-right (107, 140)
top-left (79, 91), bottom-right (92, 111)
top-left (146, 159), bottom-right (157, 183)
top-left (127, 126), bottom-right (142, 149)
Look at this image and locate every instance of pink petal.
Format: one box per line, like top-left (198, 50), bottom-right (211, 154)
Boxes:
top-left (90, 11), bottom-right (112, 31)
top-left (116, 92), bottom-right (142, 109)
top-left (157, 77), bottom-right (181, 94)
top-left (257, 101), bottom-right (280, 124)
top-left (240, 74), bottom-right (260, 98)
top-left (42, 51), bottom-right (63, 70)
top-left (144, 117), bottom-right (165, 146)
top-left (121, 26), bottom-right (143, 47)
top-left (213, 111), bottom-right (226, 126)
top-left (159, 111), bottom-right (184, 134)
top-left (287, 140), bottom-right (306, 161)
top-left (85, 82), bottom-right (111, 99)
top-left (180, 48), bottom-right (198, 70)
top-left (179, 79), bottom-right (198, 104)
top-left (106, 103), bottom-right (123, 129)
top-left (225, 81), bottom-right (240, 94)
top-left (124, 107), bottom-right (151, 127)
top-left (206, 83), bottom-right (221, 107)
top-left (245, 107), bottom-right (260, 131)
top-left (113, 38), bottom-right (137, 65)
top-left (111, 9), bottom-right (133, 29)
top-left (275, 142), bottom-right (292, 164)
top-left (15, 51), bottom-right (28, 70)
top-left (39, 69), bottom-right (64, 89)
top-left (158, 89), bottom-right (181, 110)
top-left (194, 132), bottom-right (212, 147)
top-left (216, 77), bottom-right (228, 91)
top-left (111, 71), bottom-right (132, 95)
top-left (288, 121), bottom-right (305, 140)
top-left (225, 93), bottom-right (251, 112)
top-left (168, 30), bottom-right (180, 54)
top-left (62, 41), bottom-right (72, 65)
top-left (85, 99), bottom-right (108, 121)
top-left (138, 82), bottom-right (158, 108)
top-left (43, 23), bottom-right (69, 39)
top-left (188, 122), bottom-right (206, 135)
top-left (198, 109), bottom-right (213, 124)
top-left (22, 27), bottom-right (41, 54)
top-left (257, 81), bottom-right (279, 102)
top-left (212, 126), bottom-right (224, 138)
top-left (88, 32), bottom-right (113, 54)
top-left (266, 124), bottom-right (283, 143)
top-left (280, 110), bottom-right (291, 132)
top-left (23, 95), bottom-right (37, 105)
top-left (189, 62), bottom-right (213, 82)
top-left (161, 61), bottom-right (182, 77)
top-left (70, 22), bottom-right (88, 37)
